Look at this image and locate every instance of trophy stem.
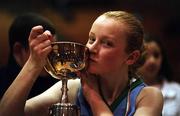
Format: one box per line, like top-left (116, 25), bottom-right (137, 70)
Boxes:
top-left (60, 78), bottom-right (69, 103)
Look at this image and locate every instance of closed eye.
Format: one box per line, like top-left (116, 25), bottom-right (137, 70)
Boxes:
top-left (88, 37), bottom-right (96, 44)
top-left (101, 39), bottom-right (113, 47)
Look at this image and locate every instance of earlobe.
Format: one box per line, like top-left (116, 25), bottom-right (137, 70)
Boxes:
top-left (126, 50), bottom-right (140, 65)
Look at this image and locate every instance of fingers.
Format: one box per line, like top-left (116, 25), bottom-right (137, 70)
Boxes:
top-left (29, 25), bottom-right (44, 40)
top-left (76, 71), bottom-right (88, 84)
top-left (28, 26), bottom-right (54, 65)
top-left (79, 71), bottom-right (98, 86)
top-left (28, 25), bottom-right (53, 41)
top-left (29, 29), bottom-right (53, 47)
top-left (30, 31), bottom-right (51, 50)
top-left (29, 26), bottom-right (53, 52)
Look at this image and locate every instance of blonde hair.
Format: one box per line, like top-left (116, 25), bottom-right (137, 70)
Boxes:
top-left (102, 11), bottom-right (145, 75)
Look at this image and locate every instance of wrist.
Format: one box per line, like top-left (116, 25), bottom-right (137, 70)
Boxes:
top-left (22, 59), bottom-right (43, 80)
top-left (26, 57), bottom-right (45, 72)
top-left (84, 89), bottom-right (102, 104)
top-left (86, 91), bottom-right (113, 116)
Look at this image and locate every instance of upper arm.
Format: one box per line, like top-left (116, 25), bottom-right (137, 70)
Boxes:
top-left (134, 87), bottom-right (163, 116)
top-left (24, 79), bottom-right (80, 116)
top-left (24, 81), bottom-right (62, 116)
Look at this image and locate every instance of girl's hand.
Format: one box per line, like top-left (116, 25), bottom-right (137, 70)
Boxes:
top-left (28, 25), bottom-right (53, 70)
top-left (79, 71), bottom-right (100, 101)
top-left (78, 72), bottom-right (113, 116)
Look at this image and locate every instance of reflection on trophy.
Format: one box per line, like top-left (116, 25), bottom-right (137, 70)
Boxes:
top-left (44, 41), bottom-right (88, 116)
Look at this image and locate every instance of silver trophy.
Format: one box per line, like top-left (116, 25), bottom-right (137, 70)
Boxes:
top-left (44, 41), bottom-right (88, 116)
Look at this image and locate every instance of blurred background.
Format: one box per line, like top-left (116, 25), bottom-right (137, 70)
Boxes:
top-left (0, 0), bottom-right (180, 82)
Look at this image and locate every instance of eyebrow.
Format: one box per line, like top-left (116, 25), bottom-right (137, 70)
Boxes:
top-left (89, 31), bottom-right (120, 44)
top-left (89, 32), bottom-right (95, 36)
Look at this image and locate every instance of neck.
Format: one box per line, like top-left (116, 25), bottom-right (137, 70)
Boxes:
top-left (99, 72), bottom-right (129, 105)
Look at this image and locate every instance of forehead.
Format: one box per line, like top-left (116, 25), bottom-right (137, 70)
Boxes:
top-left (93, 15), bottom-right (126, 29)
top-left (145, 41), bottom-right (161, 52)
top-left (90, 16), bottom-right (128, 42)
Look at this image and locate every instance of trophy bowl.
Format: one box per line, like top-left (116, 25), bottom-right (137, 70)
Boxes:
top-left (44, 41), bottom-right (88, 80)
top-left (44, 41), bottom-right (88, 116)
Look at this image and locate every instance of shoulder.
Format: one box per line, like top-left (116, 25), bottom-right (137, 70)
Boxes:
top-left (134, 86), bottom-right (163, 116)
top-left (139, 86), bottom-right (163, 98)
top-left (137, 86), bottom-right (163, 104)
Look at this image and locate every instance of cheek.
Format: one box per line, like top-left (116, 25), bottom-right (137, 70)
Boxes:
top-left (102, 52), bottom-right (117, 62)
top-left (88, 51), bottom-right (117, 73)
top-left (99, 49), bottom-right (116, 60)
top-left (156, 59), bottom-right (162, 70)
top-left (100, 51), bottom-right (127, 69)
top-left (142, 58), bottom-right (161, 74)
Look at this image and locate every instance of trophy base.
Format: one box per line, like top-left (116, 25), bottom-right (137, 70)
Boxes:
top-left (49, 103), bottom-right (80, 116)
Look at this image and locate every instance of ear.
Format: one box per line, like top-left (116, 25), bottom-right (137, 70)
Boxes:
top-left (126, 50), bottom-right (140, 65)
top-left (13, 42), bottom-right (28, 67)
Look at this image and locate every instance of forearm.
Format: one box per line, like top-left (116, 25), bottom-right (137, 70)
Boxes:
top-left (86, 91), bottom-right (113, 116)
top-left (81, 73), bottom-right (113, 116)
top-left (0, 60), bottom-right (41, 116)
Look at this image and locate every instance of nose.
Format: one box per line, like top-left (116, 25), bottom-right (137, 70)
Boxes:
top-left (86, 41), bottom-right (99, 54)
top-left (147, 56), bottom-right (156, 64)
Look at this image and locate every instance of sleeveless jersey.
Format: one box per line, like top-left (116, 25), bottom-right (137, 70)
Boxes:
top-left (75, 78), bottom-right (146, 116)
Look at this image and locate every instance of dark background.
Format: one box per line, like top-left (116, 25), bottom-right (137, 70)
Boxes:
top-left (0, 0), bottom-right (180, 82)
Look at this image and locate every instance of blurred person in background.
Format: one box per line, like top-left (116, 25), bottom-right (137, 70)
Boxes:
top-left (0, 13), bottom-right (59, 99)
top-left (137, 34), bottom-right (180, 116)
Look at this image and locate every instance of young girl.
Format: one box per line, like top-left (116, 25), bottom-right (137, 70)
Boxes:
top-left (0, 11), bottom-right (163, 116)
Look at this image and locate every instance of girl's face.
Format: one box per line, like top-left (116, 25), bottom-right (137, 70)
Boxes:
top-left (138, 41), bottom-right (162, 78)
top-left (86, 16), bottom-right (130, 77)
